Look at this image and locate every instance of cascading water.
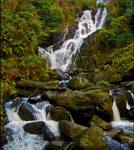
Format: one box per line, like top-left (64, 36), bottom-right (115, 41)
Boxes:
top-left (110, 89), bottom-right (134, 133)
top-left (3, 98), bottom-right (60, 150)
top-left (38, 1), bottom-right (108, 72)
top-left (112, 96), bottom-right (121, 121)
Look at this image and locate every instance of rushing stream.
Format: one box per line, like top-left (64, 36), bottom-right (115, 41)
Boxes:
top-left (38, 1), bottom-right (108, 72)
top-left (3, 99), bottom-right (60, 150)
top-left (3, 0), bottom-right (134, 149)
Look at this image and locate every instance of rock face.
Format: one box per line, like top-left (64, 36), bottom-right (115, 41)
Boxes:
top-left (80, 126), bottom-right (107, 150)
top-left (18, 103), bottom-right (35, 121)
top-left (59, 120), bottom-right (88, 140)
top-left (68, 76), bottom-right (93, 90)
top-left (23, 121), bottom-right (56, 141)
top-left (91, 115), bottom-right (111, 130)
top-left (50, 106), bottom-right (73, 121)
top-left (44, 89), bottom-right (112, 123)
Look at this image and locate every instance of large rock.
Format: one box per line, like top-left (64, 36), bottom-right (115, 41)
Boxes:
top-left (16, 79), bottom-right (60, 91)
top-left (115, 132), bottom-right (134, 149)
top-left (44, 89), bottom-right (112, 123)
top-left (104, 129), bottom-right (121, 138)
top-left (45, 140), bottom-right (79, 150)
top-left (18, 103), bottom-right (35, 121)
top-left (59, 120), bottom-right (88, 140)
top-left (91, 115), bottom-right (111, 130)
top-left (68, 76), bottom-right (93, 90)
top-left (80, 126), bottom-right (107, 150)
top-left (23, 121), bottom-right (56, 141)
top-left (50, 106), bottom-right (73, 121)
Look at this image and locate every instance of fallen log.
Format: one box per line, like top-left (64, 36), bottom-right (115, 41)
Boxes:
top-left (16, 79), bottom-right (60, 91)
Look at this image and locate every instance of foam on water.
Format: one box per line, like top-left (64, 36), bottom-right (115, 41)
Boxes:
top-left (3, 99), bottom-right (60, 150)
top-left (38, 2), bottom-right (108, 72)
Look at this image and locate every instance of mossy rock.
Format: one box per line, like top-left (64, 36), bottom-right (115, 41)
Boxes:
top-left (96, 80), bottom-right (110, 87)
top-left (68, 76), bottom-right (93, 90)
top-left (91, 115), bottom-right (111, 130)
top-left (59, 120), bottom-right (88, 141)
top-left (44, 89), bottom-right (112, 121)
top-left (80, 126), bottom-right (107, 150)
top-left (50, 106), bottom-right (73, 121)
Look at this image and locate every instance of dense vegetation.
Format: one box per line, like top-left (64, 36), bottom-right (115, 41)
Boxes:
top-left (0, 0), bottom-right (134, 138)
top-left (0, 0), bottom-right (100, 129)
top-left (77, 0), bottom-right (134, 83)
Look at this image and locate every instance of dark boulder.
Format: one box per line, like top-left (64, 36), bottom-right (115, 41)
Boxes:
top-left (43, 89), bottom-right (112, 124)
top-left (18, 103), bottom-right (35, 121)
top-left (59, 120), bottom-right (88, 140)
top-left (23, 121), bottom-right (56, 141)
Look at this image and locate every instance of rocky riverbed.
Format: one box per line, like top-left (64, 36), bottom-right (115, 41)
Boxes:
top-left (1, 75), bottom-right (134, 150)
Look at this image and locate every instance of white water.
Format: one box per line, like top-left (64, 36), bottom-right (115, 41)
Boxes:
top-left (3, 99), bottom-right (60, 150)
top-left (111, 90), bottom-right (134, 134)
top-left (112, 97), bottom-right (121, 121)
top-left (38, 2), bottom-right (108, 72)
top-left (126, 101), bottom-right (131, 110)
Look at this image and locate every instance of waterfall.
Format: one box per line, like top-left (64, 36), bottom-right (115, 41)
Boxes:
top-left (128, 90), bottom-right (134, 102)
top-left (110, 89), bottom-right (134, 133)
top-left (112, 97), bottom-right (121, 121)
top-left (126, 101), bottom-right (131, 110)
top-left (3, 98), bottom-right (60, 150)
top-left (38, 2), bottom-right (108, 72)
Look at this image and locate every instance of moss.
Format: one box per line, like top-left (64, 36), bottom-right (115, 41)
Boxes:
top-left (80, 126), bottom-right (106, 150)
top-left (107, 0), bottom-right (125, 18)
top-left (86, 91), bottom-right (110, 101)
top-left (1, 55), bottom-right (49, 83)
top-left (68, 76), bottom-right (93, 90)
top-left (96, 80), bottom-right (110, 87)
top-left (0, 81), bottom-right (17, 132)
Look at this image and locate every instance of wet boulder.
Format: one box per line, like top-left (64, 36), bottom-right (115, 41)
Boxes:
top-left (80, 126), bottom-right (107, 150)
top-left (59, 120), bottom-right (88, 140)
top-left (43, 89), bottom-right (112, 123)
top-left (28, 95), bottom-right (41, 104)
top-left (46, 140), bottom-right (65, 150)
top-left (18, 103), bottom-right (35, 121)
top-left (104, 129), bottom-right (121, 139)
top-left (23, 121), bottom-right (56, 141)
top-left (46, 140), bottom-right (79, 150)
top-left (113, 131), bottom-right (134, 149)
top-left (50, 106), bottom-right (73, 121)
top-left (116, 135), bottom-right (134, 149)
top-left (68, 76), bottom-right (93, 90)
top-left (90, 115), bottom-right (111, 130)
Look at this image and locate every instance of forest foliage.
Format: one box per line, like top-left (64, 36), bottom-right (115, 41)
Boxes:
top-left (0, 0), bottom-right (134, 124)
